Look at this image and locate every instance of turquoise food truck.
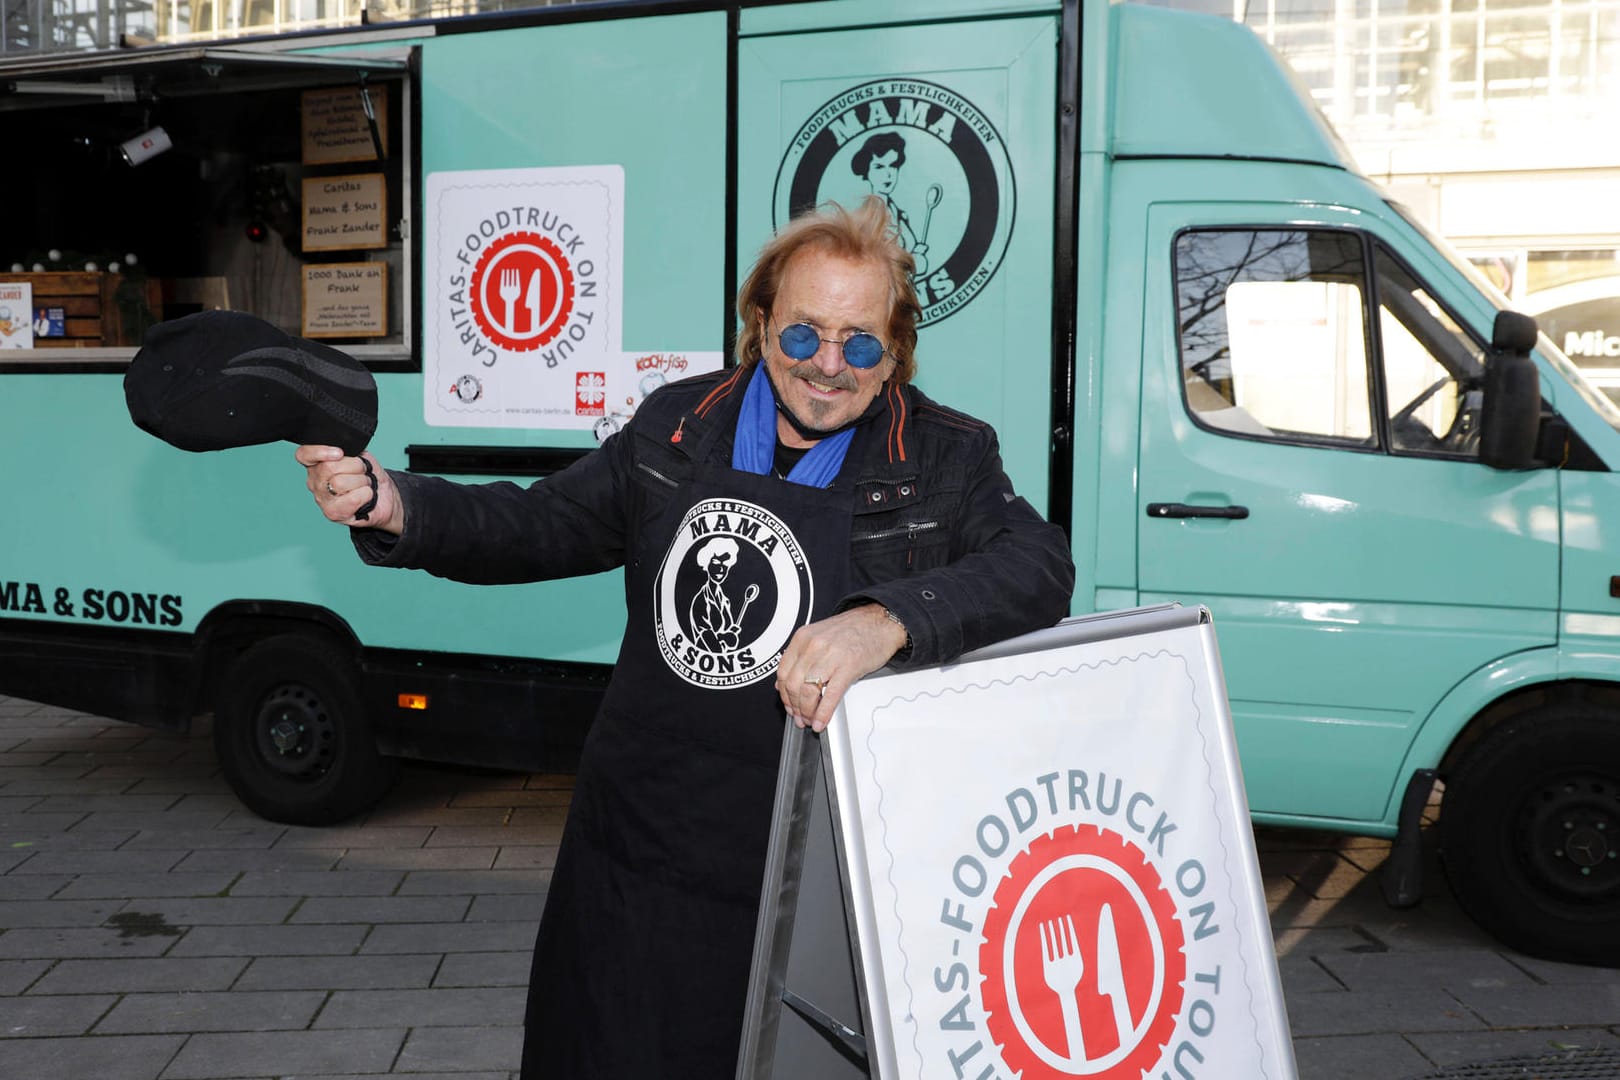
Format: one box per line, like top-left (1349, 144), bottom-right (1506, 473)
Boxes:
top-left (0, 0), bottom-right (1615, 966)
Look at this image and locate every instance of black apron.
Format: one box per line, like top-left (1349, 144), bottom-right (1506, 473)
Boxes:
top-left (521, 438), bottom-right (859, 1079)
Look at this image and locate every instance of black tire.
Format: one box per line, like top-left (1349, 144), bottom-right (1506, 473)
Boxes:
top-left (1439, 705), bottom-right (1620, 965)
top-left (214, 633), bottom-right (399, 826)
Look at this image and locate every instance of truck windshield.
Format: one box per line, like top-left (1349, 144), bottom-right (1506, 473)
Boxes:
top-left (1386, 199), bottom-right (1620, 436)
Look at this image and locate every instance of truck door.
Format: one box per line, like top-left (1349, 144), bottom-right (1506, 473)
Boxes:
top-left (734, 10), bottom-right (1059, 505)
top-left (1136, 205), bottom-right (1561, 825)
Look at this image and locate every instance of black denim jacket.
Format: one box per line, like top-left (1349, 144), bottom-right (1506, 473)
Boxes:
top-left (354, 367), bottom-right (1075, 669)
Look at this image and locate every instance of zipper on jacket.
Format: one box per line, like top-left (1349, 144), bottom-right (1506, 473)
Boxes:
top-left (853, 520), bottom-right (941, 543)
top-left (853, 520), bottom-right (940, 568)
top-left (636, 461), bottom-right (680, 490)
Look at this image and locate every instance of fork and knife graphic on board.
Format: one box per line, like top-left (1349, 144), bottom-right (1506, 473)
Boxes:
top-left (496, 266), bottom-right (544, 338)
top-left (1039, 904), bottom-right (1133, 1065)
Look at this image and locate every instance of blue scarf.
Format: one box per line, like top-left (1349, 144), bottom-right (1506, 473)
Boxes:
top-left (731, 363), bottom-right (855, 488)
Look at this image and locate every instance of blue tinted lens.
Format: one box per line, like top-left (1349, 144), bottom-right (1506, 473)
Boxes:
top-left (842, 332), bottom-right (884, 369)
top-left (775, 322), bottom-right (885, 368)
top-left (777, 322), bottom-right (822, 360)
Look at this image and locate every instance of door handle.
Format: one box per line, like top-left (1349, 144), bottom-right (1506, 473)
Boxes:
top-left (1146, 502), bottom-right (1249, 520)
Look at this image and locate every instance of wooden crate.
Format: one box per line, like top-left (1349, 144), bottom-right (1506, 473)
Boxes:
top-left (9, 272), bottom-right (162, 348)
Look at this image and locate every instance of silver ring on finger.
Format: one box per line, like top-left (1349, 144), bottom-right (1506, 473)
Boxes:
top-left (325, 480), bottom-right (339, 498)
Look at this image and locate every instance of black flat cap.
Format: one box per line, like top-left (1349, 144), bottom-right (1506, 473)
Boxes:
top-left (125, 311), bottom-right (378, 456)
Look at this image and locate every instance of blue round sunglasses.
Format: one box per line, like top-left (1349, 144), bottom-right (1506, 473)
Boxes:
top-left (773, 321), bottom-right (887, 369)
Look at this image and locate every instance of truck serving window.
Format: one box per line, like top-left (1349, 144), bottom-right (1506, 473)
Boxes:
top-left (1175, 228), bottom-right (1490, 461)
top-left (0, 47), bottom-right (412, 370)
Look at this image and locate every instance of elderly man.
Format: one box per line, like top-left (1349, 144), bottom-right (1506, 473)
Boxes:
top-left (297, 197), bottom-right (1073, 1078)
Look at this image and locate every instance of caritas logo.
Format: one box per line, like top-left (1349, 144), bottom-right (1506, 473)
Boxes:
top-left (932, 770), bottom-right (1227, 1079)
top-left (980, 825), bottom-right (1184, 1077)
top-left (575, 371), bottom-right (606, 416)
top-left (440, 196), bottom-right (605, 371)
top-left (469, 231), bottom-right (576, 352)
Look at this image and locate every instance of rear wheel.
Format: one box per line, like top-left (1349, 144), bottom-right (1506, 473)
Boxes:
top-left (1439, 705), bottom-right (1620, 965)
top-left (214, 633), bottom-right (398, 825)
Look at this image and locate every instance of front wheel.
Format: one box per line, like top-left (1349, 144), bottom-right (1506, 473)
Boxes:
top-left (214, 633), bottom-right (399, 826)
top-left (1439, 704), bottom-right (1620, 965)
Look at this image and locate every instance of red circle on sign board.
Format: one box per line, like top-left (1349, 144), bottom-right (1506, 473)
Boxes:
top-left (469, 231), bottom-right (575, 352)
top-left (979, 824), bottom-right (1186, 1078)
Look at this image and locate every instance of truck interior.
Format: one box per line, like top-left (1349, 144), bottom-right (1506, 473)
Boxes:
top-left (0, 46), bottom-right (412, 365)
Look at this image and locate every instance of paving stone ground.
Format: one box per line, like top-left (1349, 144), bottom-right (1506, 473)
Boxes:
top-left (0, 695), bottom-right (1615, 1079)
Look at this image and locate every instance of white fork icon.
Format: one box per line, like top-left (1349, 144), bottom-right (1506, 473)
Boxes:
top-left (1040, 914), bottom-right (1085, 1063)
top-left (498, 267), bottom-right (521, 336)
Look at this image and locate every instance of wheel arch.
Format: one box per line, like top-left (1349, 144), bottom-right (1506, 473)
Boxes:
top-left (1393, 644), bottom-right (1620, 816)
top-left (190, 601), bottom-right (363, 717)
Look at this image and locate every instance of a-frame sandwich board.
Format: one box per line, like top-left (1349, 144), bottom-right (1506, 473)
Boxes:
top-left (736, 604), bottom-right (1296, 1080)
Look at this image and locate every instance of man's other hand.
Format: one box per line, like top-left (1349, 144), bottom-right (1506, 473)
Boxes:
top-left (775, 604), bottom-right (908, 733)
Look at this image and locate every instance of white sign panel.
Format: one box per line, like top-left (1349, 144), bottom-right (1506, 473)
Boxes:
top-left (829, 619), bottom-right (1294, 1080)
top-left (0, 282), bottom-right (34, 349)
top-left (425, 165), bottom-right (627, 429)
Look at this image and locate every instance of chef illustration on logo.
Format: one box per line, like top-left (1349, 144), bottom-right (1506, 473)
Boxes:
top-left (775, 78), bottom-right (1015, 325)
top-left (851, 132), bottom-right (941, 276)
top-left (980, 824), bottom-right (1186, 1079)
top-left (689, 538), bottom-right (754, 652)
top-left (655, 499), bottom-right (813, 689)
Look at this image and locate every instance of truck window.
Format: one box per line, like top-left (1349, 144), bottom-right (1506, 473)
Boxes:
top-left (1174, 227), bottom-right (1487, 459)
top-left (1174, 229), bottom-right (1373, 448)
top-left (1376, 247), bottom-right (1486, 459)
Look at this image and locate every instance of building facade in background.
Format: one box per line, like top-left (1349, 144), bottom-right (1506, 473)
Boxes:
top-left (1171, 0), bottom-right (1620, 399)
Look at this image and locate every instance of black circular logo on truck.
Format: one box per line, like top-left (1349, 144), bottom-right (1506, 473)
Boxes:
top-left (774, 78), bottom-right (1016, 326)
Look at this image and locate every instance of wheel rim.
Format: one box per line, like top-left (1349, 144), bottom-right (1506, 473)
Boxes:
top-left (1516, 770), bottom-right (1620, 905)
top-left (251, 682), bottom-right (337, 781)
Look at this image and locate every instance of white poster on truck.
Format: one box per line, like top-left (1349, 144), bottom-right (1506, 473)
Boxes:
top-left (0, 282), bottom-right (34, 349)
top-left (425, 165), bottom-right (628, 429)
top-left (829, 615), bottom-right (1295, 1080)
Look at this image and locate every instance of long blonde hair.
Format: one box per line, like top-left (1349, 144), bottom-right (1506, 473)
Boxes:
top-left (735, 196), bottom-right (921, 384)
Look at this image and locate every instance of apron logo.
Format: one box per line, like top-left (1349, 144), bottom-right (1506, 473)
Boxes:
top-left (655, 498), bottom-right (813, 689)
top-left (774, 78), bottom-right (1015, 326)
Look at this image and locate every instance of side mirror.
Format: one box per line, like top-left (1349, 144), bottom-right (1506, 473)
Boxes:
top-left (1492, 310), bottom-right (1538, 353)
top-left (1478, 311), bottom-right (1541, 471)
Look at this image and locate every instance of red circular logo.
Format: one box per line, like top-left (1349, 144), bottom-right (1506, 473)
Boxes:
top-left (980, 824), bottom-right (1185, 1078)
top-left (469, 231), bottom-right (575, 352)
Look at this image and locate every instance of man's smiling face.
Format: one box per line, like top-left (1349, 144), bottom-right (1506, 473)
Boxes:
top-left (761, 246), bottom-right (895, 448)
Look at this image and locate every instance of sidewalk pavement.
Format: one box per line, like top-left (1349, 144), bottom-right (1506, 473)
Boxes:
top-left (1, 694), bottom-right (1617, 1080)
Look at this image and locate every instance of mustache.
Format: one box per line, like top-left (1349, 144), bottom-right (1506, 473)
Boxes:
top-left (786, 361), bottom-right (859, 393)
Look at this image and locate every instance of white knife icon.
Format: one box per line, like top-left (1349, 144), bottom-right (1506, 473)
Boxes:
top-left (1095, 904), bottom-right (1133, 1047)
top-left (522, 270), bottom-right (541, 334)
